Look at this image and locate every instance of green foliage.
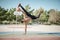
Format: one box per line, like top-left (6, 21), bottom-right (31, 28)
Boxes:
top-left (0, 7), bottom-right (7, 21)
top-left (39, 11), bottom-right (49, 22)
top-left (25, 4), bottom-right (31, 11)
top-left (0, 5), bottom-right (60, 25)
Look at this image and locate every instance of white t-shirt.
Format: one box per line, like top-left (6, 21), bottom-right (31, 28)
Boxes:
top-left (14, 11), bottom-right (23, 15)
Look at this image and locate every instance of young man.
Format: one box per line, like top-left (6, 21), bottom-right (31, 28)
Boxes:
top-left (15, 3), bottom-right (44, 23)
top-left (15, 3), bottom-right (44, 34)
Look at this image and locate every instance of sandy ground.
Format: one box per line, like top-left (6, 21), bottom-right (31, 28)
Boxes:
top-left (0, 24), bottom-right (60, 40)
top-left (0, 24), bottom-right (60, 33)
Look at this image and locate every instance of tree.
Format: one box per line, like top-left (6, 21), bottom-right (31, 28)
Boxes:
top-left (25, 4), bottom-right (31, 11)
top-left (6, 8), bottom-right (16, 21)
top-left (0, 6), bottom-right (8, 24)
top-left (48, 9), bottom-right (60, 24)
top-left (39, 10), bottom-right (49, 22)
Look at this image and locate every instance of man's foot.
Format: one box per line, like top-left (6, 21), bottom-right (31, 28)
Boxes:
top-left (18, 3), bottom-right (21, 7)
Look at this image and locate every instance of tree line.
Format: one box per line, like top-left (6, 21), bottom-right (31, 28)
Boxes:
top-left (0, 5), bottom-right (60, 25)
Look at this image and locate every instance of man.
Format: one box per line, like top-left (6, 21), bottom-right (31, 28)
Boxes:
top-left (14, 3), bottom-right (44, 34)
top-left (15, 3), bottom-right (44, 23)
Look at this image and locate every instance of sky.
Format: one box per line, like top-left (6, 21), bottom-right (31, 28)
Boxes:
top-left (0, 0), bottom-right (60, 10)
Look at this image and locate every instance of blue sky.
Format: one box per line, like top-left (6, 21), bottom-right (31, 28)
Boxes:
top-left (0, 0), bottom-right (60, 10)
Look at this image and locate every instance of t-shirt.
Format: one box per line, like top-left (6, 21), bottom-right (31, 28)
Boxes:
top-left (14, 11), bottom-right (23, 15)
